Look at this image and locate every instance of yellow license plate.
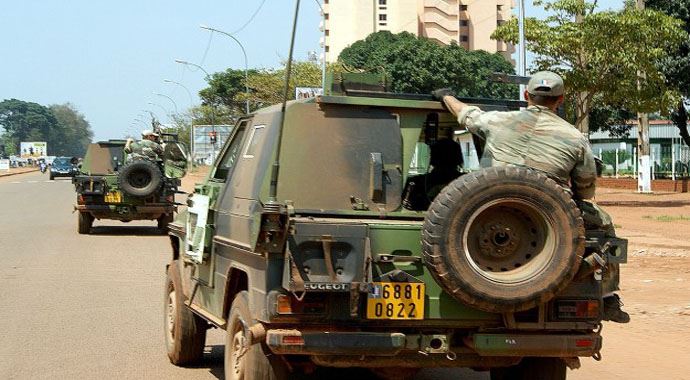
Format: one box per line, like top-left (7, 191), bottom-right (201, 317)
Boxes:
top-left (366, 282), bottom-right (424, 320)
top-left (104, 191), bottom-right (122, 203)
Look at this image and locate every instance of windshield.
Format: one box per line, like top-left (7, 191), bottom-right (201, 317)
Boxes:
top-left (53, 158), bottom-right (71, 166)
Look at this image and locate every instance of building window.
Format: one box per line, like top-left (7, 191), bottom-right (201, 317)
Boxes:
top-left (460, 4), bottom-right (468, 11)
top-left (460, 20), bottom-right (468, 27)
top-left (379, 14), bottom-right (387, 21)
top-left (379, 0), bottom-right (386, 4)
top-left (324, 13), bottom-right (329, 20)
top-left (325, 30), bottom-right (330, 36)
top-left (497, 20), bottom-right (505, 26)
top-left (497, 4), bottom-right (503, 11)
top-left (460, 35), bottom-right (469, 42)
top-left (325, 46), bottom-right (330, 52)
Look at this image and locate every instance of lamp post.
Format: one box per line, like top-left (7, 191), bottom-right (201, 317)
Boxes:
top-left (153, 92), bottom-right (178, 114)
top-left (175, 59), bottom-right (218, 161)
top-left (517, 0), bottom-right (527, 101)
top-left (163, 79), bottom-right (195, 162)
top-left (199, 24), bottom-right (250, 114)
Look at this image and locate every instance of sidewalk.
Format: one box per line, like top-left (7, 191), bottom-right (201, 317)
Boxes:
top-left (0, 167), bottom-right (39, 177)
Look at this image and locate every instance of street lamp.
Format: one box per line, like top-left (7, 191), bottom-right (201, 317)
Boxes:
top-left (163, 79), bottom-right (194, 106)
top-left (153, 92), bottom-right (178, 114)
top-left (163, 79), bottom-right (195, 162)
top-left (175, 59), bottom-right (218, 161)
top-left (200, 24), bottom-right (250, 114)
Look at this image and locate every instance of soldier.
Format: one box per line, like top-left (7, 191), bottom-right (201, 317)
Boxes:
top-left (124, 130), bottom-right (163, 161)
top-left (433, 71), bottom-right (630, 323)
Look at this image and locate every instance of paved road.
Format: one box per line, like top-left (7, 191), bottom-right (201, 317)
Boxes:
top-left (0, 171), bottom-right (488, 380)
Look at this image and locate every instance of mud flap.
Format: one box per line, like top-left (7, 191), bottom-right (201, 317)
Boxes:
top-left (185, 194), bottom-right (210, 263)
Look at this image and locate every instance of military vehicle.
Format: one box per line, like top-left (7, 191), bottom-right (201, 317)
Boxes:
top-left (73, 135), bottom-right (187, 234)
top-left (163, 74), bottom-right (626, 380)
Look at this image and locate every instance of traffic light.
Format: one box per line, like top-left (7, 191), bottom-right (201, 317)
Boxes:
top-left (209, 131), bottom-right (217, 144)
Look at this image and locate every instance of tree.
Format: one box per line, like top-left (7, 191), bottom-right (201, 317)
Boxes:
top-left (50, 103), bottom-right (93, 156)
top-left (338, 31), bottom-right (517, 98)
top-left (193, 61), bottom-right (322, 127)
top-left (492, 0), bottom-right (686, 134)
top-left (647, 0), bottom-right (690, 147)
top-left (0, 99), bottom-right (93, 157)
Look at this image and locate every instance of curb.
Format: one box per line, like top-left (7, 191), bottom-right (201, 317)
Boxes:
top-left (0, 169), bottom-right (40, 178)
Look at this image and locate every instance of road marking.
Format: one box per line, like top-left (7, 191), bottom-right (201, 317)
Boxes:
top-left (28, 180), bottom-right (38, 183)
top-left (10, 181), bottom-right (21, 184)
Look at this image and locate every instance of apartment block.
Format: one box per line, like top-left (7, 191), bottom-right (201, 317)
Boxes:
top-left (321, 0), bottom-right (515, 63)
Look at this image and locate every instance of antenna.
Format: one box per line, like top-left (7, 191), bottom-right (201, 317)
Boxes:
top-left (266, 0), bottom-right (301, 207)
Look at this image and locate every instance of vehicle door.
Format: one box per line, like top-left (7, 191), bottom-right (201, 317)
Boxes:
top-left (185, 121), bottom-right (248, 302)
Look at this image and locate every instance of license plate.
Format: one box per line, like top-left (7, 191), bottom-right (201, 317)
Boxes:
top-left (366, 282), bottom-right (424, 320)
top-left (104, 191), bottom-right (122, 203)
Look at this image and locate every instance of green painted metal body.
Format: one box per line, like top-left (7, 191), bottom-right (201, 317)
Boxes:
top-left (74, 140), bottom-right (178, 221)
top-left (167, 89), bottom-right (607, 367)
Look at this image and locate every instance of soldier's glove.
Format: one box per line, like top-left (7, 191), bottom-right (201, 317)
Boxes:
top-left (431, 88), bottom-right (456, 101)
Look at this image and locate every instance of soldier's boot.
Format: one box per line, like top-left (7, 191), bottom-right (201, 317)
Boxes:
top-left (603, 294), bottom-right (630, 323)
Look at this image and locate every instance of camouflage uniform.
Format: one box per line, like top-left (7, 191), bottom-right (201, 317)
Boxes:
top-left (458, 104), bottom-right (619, 293)
top-left (457, 104), bottom-right (597, 200)
top-left (124, 139), bottom-right (163, 161)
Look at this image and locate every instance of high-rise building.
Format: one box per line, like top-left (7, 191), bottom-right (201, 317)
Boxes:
top-left (321, 0), bottom-right (515, 63)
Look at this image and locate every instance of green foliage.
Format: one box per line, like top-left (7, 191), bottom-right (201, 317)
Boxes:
top-left (338, 31), bottom-right (518, 98)
top-left (492, 0), bottom-right (686, 132)
top-left (195, 61), bottom-right (322, 127)
top-left (0, 99), bottom-right (93, 157)
top-left (646, 0), bottom-right (690, 147)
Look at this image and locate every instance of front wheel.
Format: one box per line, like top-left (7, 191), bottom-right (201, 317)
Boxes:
top-left (165, 260), bottom-right (207, 365)
top-left (225, 291), bottom-right (287, 380)
top-left (490, 357), bottom-right (566, 380)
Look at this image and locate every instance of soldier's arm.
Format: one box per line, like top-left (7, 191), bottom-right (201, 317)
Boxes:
top-left (124, 138), bottom-right (134, 153)
top-left (571, 142), bottom-right (597, 200)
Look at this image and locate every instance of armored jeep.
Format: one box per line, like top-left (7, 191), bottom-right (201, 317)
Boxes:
top-left (164, 80), bottom-right (626, 379)
top-left (73, 136), bottom-right (187, 234)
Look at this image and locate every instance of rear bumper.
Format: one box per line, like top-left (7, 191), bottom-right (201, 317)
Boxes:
top-left (265, 329), bottom-right (601, 359)
top-left (75, 204), bottom-right (174, 220)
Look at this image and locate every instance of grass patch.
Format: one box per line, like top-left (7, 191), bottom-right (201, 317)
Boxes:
top-left (642, 215), bottom-right (690, 222)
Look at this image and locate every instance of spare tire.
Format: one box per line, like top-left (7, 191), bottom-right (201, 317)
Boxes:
top-left (118, 159), bottom-right (163, 198)
top-left (422, 166), bottom-right (584, 313)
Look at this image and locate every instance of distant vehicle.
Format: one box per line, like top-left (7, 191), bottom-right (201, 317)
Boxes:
top-left (49, 156), bottom-right (79, 180)
top-left (72, 136), bottom-right (188, 234)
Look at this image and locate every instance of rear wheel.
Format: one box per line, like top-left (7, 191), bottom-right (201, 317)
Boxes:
top-left (118, 159), bottom-right (163, 198)
top-left (77, 212), bottom-right (93, 234)
top-left (225, 291), bottom-right (287, 380)
top-left (490, 357), bottom-right (567, 380)
top-left (165, 261), bottom-right (207, 365)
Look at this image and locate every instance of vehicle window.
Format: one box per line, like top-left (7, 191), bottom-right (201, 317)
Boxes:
top-left (243, 125), bottom-right (265, 158)
top-left (54, 158), bottom-right (70, 165)
top-left (213, 122), bottom-right (247, 180)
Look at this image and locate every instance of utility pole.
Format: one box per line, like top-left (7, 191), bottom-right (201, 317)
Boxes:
top-left (636, 0), bottom-right (652, 193)
top-left (518, 0), bottom-right (527, 101)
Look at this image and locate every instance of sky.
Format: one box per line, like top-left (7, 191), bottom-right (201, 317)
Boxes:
top-left (0, 0), bottom-right (624, 142)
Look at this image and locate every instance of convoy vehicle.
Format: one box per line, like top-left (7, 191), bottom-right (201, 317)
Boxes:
top-left (164, 76), bottom-right (626, 380)
top-left (73, 136), bottom-right (187, 234)
top-left (49, 156), bottom-right (79, 180)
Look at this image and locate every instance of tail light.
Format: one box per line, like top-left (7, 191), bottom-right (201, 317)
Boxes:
top-left (273, 293), bottom-right (325, 316)
top-left (553, 299), bottom-right (600, 320)
top-left (281, 335), bottom-right (305, 345)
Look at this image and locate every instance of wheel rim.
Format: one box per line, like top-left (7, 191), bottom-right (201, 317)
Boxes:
top-left (130, 169), bottom-right (152, 188)
top-left (463, 198), bottom-right (557, 285)
top-left (230, 330), bottom-right (246, 379)
top-left (166, 290), bottom-right (176, 344)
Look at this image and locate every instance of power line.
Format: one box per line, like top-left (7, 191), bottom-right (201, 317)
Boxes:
top-left (230, 0), bottom-right (268, 35)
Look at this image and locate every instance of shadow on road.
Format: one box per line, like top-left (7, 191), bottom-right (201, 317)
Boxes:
top-left (89, 226), bottom-right (165, 236)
